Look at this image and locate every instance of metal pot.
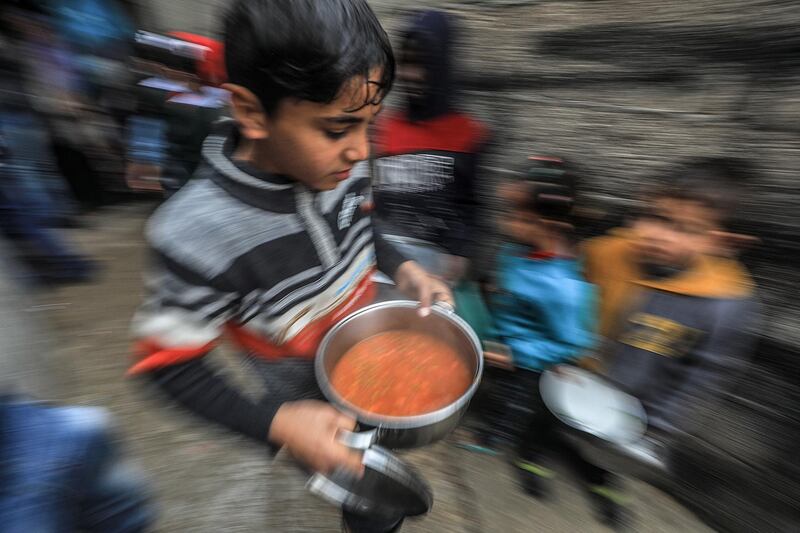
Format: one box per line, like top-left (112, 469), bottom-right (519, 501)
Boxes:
top-left (315, 300), bottom-right (483, 449)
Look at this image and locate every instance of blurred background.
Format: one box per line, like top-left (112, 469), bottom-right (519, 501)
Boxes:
top-left (0, 0), bottom-right (798, 532)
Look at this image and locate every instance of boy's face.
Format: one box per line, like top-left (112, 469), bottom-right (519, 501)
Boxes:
top-left (398, 58), bottom-right (428, 104)
top-left (228, 69), bottom-right (384, 191)
top-left (632, 197), bottom-right (719, 268)
top-left (498, 182), bottom-right (549, 248)
top-left (502, 208), bottom-right (548, 249)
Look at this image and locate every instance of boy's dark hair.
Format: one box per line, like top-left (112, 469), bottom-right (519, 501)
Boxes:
top-left (521, 157), bottom-right (577, 224)
top-left (399, 10), bottom-right (456, 118)
top-left (224, 0), bottom-right (395, 114)
top-left (651, 157), bottom-right (748, 230)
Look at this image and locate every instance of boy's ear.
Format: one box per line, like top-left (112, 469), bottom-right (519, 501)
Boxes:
top-left (710, 230), bottom-right (761, 252)
top-left (222, 83), bottom-right (270, 141)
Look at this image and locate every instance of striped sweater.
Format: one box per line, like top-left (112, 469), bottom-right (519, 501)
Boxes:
top-left (130, 120), bottom-right (406, 442)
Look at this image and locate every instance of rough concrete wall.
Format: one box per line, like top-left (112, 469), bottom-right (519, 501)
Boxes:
top-left (138, 0), bottom-right (223, 35)
top-left (371, 0), bottom-right (800, 339)
top-left (139, 2), bottom-right (800, 529)
top-left (142, 0), bottom-right (799, 342)
top-left (397, 6), bottom-right (800, 528)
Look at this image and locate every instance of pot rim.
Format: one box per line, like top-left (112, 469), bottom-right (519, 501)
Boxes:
top-left (315, 300), bottom-right (484, 429)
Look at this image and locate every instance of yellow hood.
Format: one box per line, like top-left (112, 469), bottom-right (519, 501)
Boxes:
top-left (590, 229), bottom-right (754, 299)
top-left (583, 229), bottom-right (754, 340)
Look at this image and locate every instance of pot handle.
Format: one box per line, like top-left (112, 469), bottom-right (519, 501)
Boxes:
top-left (433, 300), bottom-right (455, 314)
top-left (305, 429), bottom-right (378, 511)
top-left (336, 428), bottom-right (379, 450)
top-left (306, 468), bottom-right (360, 510)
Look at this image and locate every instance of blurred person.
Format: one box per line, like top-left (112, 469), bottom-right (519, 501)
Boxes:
top-left (0, 7), bottom-right (96, 284)
top-left (161, 32), bottom-right (228, 190)
top-left (0, 2), bottom-right (79, 223)
top-left (129, 1), bottom-right (451, 532)
top-left (0, 180), bottom-right (96, 285)
top-left (0, 0), bottom-right (122, 208)
top-left (372, 10), bottom-right (488, 283)
top-left (47, 0), bottom-right (134, 61)
top-left (126, 31), bottom-right (227, 196)
top-left (117, 0), bottom-right (155, 37)
top-left (0, 239), bottom-right (154, 532)
top-left (47, 0), bottom-right (137, 199)
top-left (459, 158), bottom-right (601, 499)
top-left (581, 157), bottom-right (761, 525)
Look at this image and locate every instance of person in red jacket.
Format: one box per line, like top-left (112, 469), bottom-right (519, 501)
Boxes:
top-left (372, 10), bottom-right (488, 284)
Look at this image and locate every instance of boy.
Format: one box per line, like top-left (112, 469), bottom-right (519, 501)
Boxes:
top-left (468, 158), bottom-right (599, 498)
top-left (372, 10), bottom-right (488, 282)
top-left (130, 1), bottom-right (451, 532)
top-left (583, 158), bottom-right (760, 525)
top-left (127, 31), bottom-right (226, 195)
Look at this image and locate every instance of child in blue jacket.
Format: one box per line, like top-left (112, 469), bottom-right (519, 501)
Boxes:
top-left (472, 158), bottom-right (602, 499)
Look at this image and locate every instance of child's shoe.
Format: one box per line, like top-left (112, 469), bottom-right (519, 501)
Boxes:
top-left (455, 429), bottom-right (502, 456)
top-left (587, 484), bottom-right (631, 530)
top-left (513, 460), bottom-right (555, 499)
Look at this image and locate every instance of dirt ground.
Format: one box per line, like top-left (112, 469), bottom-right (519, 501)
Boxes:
top-left (36, 203), bottom-right (715, 532)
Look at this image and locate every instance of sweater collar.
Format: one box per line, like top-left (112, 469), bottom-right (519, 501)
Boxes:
top-left (201, 119), bottom-right (299, 212)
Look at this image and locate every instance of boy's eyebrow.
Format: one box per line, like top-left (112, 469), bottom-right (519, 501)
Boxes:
top-left (321, 105), bottom-right (384, 125)
top-left (322, 115), bottom-right (365, 125)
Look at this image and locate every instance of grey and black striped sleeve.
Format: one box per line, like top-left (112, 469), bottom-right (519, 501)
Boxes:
top-left (132, 250), bottom-right (282, 449)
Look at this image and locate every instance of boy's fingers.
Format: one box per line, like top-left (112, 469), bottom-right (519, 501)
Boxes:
top-left (329, 414), bottom-right (364, 476)
top-left (335, 412), bottom-right (358, 432)
top-left (418, 279), bottom-right (454, 317)
top-left (433, 283), bottom-right (455, 308)
top-left (417, 282), bottom-right (433, 317)
top-left (337, 446), bottom-right (365, 477)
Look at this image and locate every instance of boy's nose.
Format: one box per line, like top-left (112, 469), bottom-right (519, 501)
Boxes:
top-left (344, 134), bottom-right (370, 163)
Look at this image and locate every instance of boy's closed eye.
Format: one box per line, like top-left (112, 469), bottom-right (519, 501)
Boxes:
top-left (642, 213), bottom-right (711, 236)
top-left (324, 129), bottom-right (350, 140)
top-left (321, 105), bottom-right (383, 140)
top-left (639, 213), bottom-right (672, 226)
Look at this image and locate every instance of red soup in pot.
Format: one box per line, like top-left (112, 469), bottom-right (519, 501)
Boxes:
top-left (330, 330), bottom-right (472, 417)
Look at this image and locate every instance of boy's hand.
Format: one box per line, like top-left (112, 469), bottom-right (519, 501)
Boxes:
top-left (576, 355), bottom-right (603, 374)
top-left (551, 364), bottom-right (582, 382)
top-left (394, 261), bottom-right (454, 317)
top-left (268, 400), bottom-right (364, 477)
top-left (484, 350), bottom-right (514, 371)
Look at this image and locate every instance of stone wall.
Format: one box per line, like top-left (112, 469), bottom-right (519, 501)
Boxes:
top-left (140, 1), bottom-right (800, 530)
top-left (141, 0), bottom-right (799, 339)
top-left (136, 0), bottom-right (221, 35)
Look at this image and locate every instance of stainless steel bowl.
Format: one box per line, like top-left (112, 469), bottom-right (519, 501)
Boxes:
top-left (540, 367), bottom-right (669, 484)
top-left (315, 300), bottom-right (483, 449)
